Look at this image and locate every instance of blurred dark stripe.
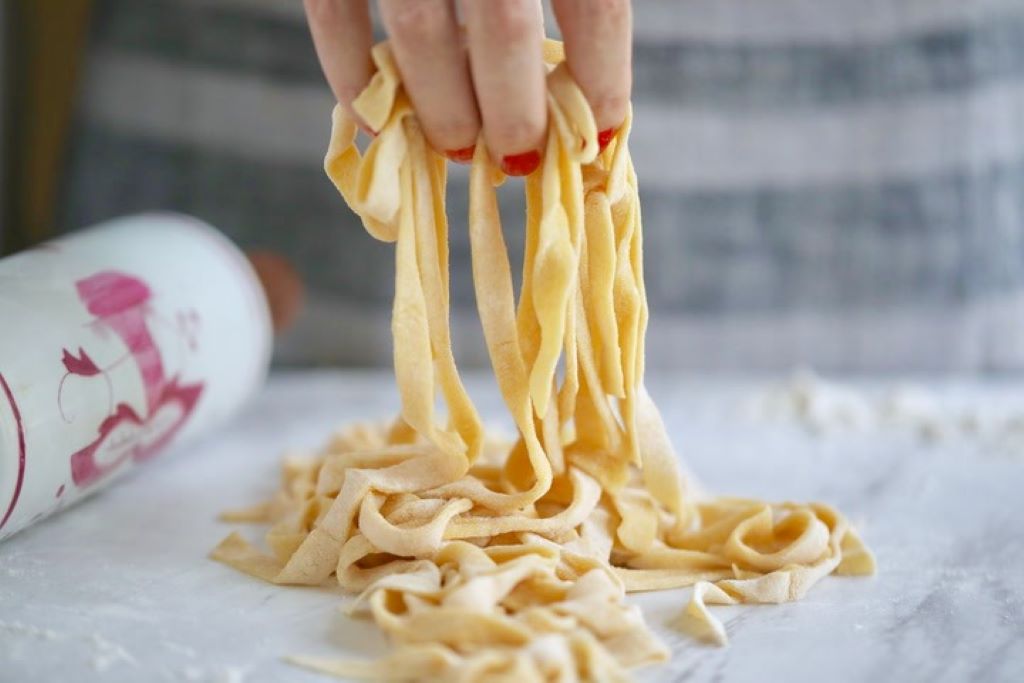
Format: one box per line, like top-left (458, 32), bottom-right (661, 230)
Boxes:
top-left (61, 123), bottom-right (1024, 315)
top-left (634, 15), bottom-right (1024, 107)
top-left (638, 163), bottom-right (1024, 312)
top-left (91, 0), bottom-right (1024, 107)
top-left (90, 0), bottom-right (375, 87)
top-left (59, 121), bottom-right (397, 310)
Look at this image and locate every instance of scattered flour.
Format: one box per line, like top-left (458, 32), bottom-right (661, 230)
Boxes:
top-left (0, 620), bottom-right (62, 640)
top-left (750, 370), bottom-right (1024, 454)
top-left (219, 666), bottom-right (247, 683)
top-left (91, 633), bottom-right (137, 672)
top-left (752, 369), bottom-right (874, 434)
top-left (180, 665), bottom-right (247, 683)
top-left (2, 620), bottom-right (243, 681)
top-left (183, 665), bottom-right (206, 681)
top-left (2, 621), bottom-right (138, 674)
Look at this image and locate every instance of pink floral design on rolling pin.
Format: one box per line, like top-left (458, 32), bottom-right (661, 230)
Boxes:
top-left (65, 271), bottom-right (205, 488)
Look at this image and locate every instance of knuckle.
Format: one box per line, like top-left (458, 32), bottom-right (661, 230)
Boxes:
top-left (590, 91), bottom-right (630, 123)
top-left (592, 0), bottom-right (630, 24)
top-left (388, 2), bottom-right (448, 45)
top-left (336, 85), bottom-right (364, 106)
top-left (485, 1), bottom-right (538, 44)
top-left (489, 114), bottom-right (546, 152)
top-left (426, 116), bottom-right (480, 147)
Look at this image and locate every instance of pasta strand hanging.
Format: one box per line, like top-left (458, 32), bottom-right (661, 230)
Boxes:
top-left (213, 40), bottom-right (875, 682)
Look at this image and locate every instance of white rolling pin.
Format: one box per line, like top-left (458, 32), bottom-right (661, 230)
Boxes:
top-left (0, 213), bottom-right (275, 541)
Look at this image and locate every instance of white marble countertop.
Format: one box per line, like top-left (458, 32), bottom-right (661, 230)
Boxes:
top-left (2, 370), bottom-right (1023, 682)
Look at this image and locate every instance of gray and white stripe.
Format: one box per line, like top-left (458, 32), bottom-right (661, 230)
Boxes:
top-left (60, 0), bottom-right (1024, 371)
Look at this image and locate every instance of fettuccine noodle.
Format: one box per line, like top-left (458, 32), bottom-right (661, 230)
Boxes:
top-left (212, 41), bottom-right (875, 681)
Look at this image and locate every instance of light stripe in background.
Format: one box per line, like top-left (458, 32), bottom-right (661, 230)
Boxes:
top-left (82, 52), bottom-right (335, 168)
top-left (279, 290), bottom-right (1024, 372)
top-left (63, 119), bottom-right (1024, 315)
top-left (94, 0), bottom-right (1024, 109)
top-left (82, 50), bottom-right (1024, 190)
top-left (631, 82), bottom-right (1024, 189)
top-left (178, 0), bottom-right (1024, 45)
top-left (626, 0), bottom-right (1024, 45)
top-left (62, 0), bottom-right (1024, 371)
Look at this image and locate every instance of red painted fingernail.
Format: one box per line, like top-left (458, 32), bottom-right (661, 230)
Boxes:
top-left (597, 128), bottom-right (616, 152)
top-left (445, 145), bottom-right (475, 164)
top-left (501, 150), bottom-right (541, 177)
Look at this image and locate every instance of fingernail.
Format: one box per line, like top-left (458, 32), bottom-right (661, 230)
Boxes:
top-left (597, 128), bottom-right (616, 152)
top-left (501, 150), bottom-right (541, 177)
top-left (445, 145), bottom-right (475, 164)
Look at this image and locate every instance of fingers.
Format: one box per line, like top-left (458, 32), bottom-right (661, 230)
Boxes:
top-left (552, 0), bottom-right (632, 147)
top-left (306, 0), bottom-right (627, 170)
top-left (304, 0), bottom-right (375, 119)
top-left (463, 0), bottom-right (547, 175)
top-left (380, 0), bottom-right (480, 160)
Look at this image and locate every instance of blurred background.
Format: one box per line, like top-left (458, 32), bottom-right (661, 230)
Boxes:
top-left (2, 0), bottom-right (1024, 373)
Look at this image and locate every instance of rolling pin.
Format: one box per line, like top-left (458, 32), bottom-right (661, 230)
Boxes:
top-left (0, 213), bottom-right (301, 542)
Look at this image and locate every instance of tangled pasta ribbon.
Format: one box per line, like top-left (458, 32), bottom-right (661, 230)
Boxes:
top-left (213, 40), bottom-right (875, 681)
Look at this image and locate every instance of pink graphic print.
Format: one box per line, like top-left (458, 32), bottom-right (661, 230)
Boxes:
top-left (67, 271), bottom-right (205, 488)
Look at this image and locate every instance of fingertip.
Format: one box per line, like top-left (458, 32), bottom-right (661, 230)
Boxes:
top-left (483, 113), bottom-right (547, 167)
top-left (421, 115), bottom-right (482, 160)
top-left (552, 0), bottom-right (632, 137)
top-left (337, 95), bottom-right (376, 138)
top-left (591, 92), bottom-right (630, 139)
top-left (463, 0), bottom-right (547, 172)
top-left (381, 0), bottom-right (480, 159)
top-left (305, 0), bottom-right (375, 122)
top-left (445, 145), bottom-right (476, 164)
top-left (500, 150), bottom-right (542, 177)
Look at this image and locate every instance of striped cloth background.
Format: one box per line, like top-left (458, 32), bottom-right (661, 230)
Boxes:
top-left (58, 0), bottom-right (1024, 372)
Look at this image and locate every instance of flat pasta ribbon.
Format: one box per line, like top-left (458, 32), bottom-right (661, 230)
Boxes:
top-left (213, 39), bottom-right (875, 682)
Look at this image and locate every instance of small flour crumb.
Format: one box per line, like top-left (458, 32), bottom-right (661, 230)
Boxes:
top-left (0, 620), bottom-right (62, 640)
top-left (218, 666), bottom-right (247, 683)
top-left (178, 664), bottom-right (245, 682)
top-left (182, 665), bottom-right (205, 681)
top-left (164, 640), bottom-right (198, 658)
top-left (750, 369), bottom-right (874, 434)
top-left (91, 633), bottom-right (137, 672)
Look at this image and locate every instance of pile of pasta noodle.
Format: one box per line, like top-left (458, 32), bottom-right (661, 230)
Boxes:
top-left (213, 41), bottom-right (875, 682)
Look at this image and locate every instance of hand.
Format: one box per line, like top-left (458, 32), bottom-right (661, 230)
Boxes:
top-left (303, 0), bottom-right (632, 175)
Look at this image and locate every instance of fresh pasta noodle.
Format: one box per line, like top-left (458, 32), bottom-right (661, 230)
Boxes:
top-left (212, 40), bottom-right (876, 681)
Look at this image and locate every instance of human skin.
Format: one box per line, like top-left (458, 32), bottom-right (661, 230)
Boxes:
top-left (303, 0), bottom-right (632, 175)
